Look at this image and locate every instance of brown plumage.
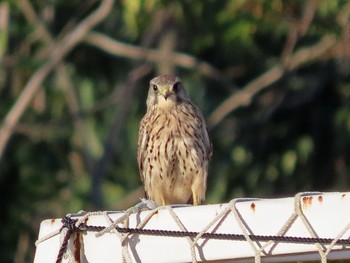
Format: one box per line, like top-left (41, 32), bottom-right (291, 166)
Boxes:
top-left (137, 75), bottom-right (212, 206)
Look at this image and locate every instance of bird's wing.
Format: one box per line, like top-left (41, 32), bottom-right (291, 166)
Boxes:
top-left (137, 115), bottom-right (149, 183)
top-left (204, 125), bottom-right (213, 158)
top-left (193, 104), bottom-right (212, 159)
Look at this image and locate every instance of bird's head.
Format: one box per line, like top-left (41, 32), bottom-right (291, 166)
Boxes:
top-left (146, 75), bottom-right (189, 109)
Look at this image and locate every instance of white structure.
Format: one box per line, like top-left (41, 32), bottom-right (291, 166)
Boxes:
top-left (34, 192), bottom-right (350, 262)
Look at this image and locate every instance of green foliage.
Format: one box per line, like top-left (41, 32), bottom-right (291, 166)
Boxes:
top-left (1, 0), bottom-right (350, 261)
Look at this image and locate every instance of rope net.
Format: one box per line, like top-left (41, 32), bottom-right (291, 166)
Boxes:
top-left (35, 192), bottom-right (350, 263)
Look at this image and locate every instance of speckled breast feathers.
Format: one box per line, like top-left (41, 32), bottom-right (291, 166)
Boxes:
top-left (137, 75), bottom-right (212, 206)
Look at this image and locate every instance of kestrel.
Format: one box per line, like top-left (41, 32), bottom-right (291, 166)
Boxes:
top-left (137, 75), bottom-right (212, 206)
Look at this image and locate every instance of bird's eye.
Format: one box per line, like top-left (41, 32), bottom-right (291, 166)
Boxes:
top-left (152, 84), bottom-right (158, 92)
top-left (173, 82), bottom-right (180, 93)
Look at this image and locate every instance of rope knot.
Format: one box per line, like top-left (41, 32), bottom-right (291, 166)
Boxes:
top-left (61, 216), bottom-right (84, 232)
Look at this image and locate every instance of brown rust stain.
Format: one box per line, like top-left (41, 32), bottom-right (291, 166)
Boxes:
top-left (318, 195), bottom-right (323, 203)
top-left (250, 202), bottom-right (256, 213)
top-left (50, 218), bottom-right (56, 225)
top-left (74, 233), bottom-right (82, 263)
top-left (302, 196), bottom-right (313, 207)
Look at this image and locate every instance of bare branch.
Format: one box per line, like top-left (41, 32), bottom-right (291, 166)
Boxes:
top-left (0, 0), bottom-right (114, 160)
top-left (207, 0), bottom-right (350, 129)
top-left (208, 65), bottom-right (284, 127)
top-left (286, 35), bottom-right (336, 70)
top-left (0, 2), bottom-right (9, 60)
top-left (208, 34), bottom-right (336, 128)
top-left (18, 0), bottom-right (93, 171)
top-left (18, 0), bottom-right (53, 44)
top-left (281, 0), bottom-right (318, 63)
top-left (298, 0), bottom-right (318, 36)
top-left (84, 32), bottom-right (234, 92)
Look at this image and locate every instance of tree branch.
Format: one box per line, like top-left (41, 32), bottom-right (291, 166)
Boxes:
top-left (208, 34), bottom-right (336, 128)
top-left (281, 0), bottom-right (318, 63)
top-left (208, 65), bottom-right (284, 127)
top-left (84, 32), bottom-right (234, 92)
top-left (208, 0), bottom-right (350, 128)
top-left (18, 0), bottom-right (53, 44)
top-left (18, 0), bottom-right (93, 172)
top-left (0, 0), bottom-right (114, 160)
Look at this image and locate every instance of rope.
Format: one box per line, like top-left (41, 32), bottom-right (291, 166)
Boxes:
top-left (54, 218), bottom-right (350, 263)
top-left (34, 193), bottom-right (350, 263)
top-left (231, 198), bottom-right (262, 263)
top-left (54, 220), bottom-right (350, 263)
top-left (55, 216), bottom-right (85, 263)
top-left (80, 224), bottom-right (350, 245)
top-left (294, 192), bottom-right (328, 262)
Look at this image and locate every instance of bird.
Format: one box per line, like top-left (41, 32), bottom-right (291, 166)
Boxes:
top-left (137, 74), bottom-right (212, 206)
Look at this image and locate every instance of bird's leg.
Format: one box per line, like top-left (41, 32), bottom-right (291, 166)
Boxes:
top-left (161, 197), bottom-right (166, 206)
top-left (191, 176), bottom-right (206, 205)
top-left (192, 191), bottom-right (199, 206)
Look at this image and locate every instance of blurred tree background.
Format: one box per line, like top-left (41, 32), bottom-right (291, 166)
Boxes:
top-left (0, 0), bottom-right (350, 262)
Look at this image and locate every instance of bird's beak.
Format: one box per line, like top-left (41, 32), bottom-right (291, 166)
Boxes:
top-left (160, 87), bottom-right (173, 100)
